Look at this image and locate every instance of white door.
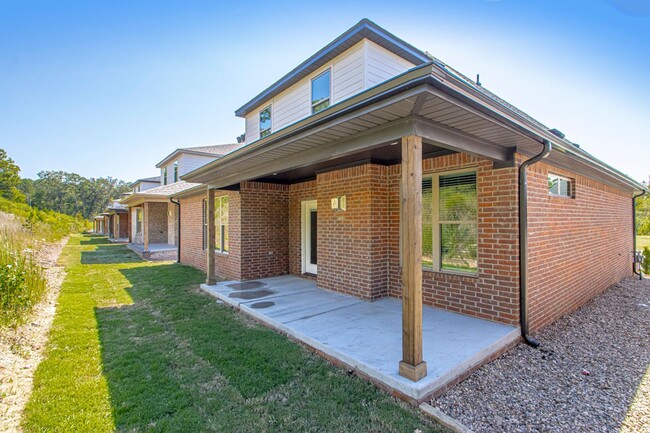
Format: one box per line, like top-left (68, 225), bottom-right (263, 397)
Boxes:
top-left (301, 200), bottom-right (318, 274)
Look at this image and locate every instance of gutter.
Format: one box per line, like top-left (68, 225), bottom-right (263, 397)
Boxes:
top-left (633, 190), bottom-right (647, 279)
top-left (518, 139), bottom-right (552, 347)
top-left (170, 197), bottom-right (181, 263)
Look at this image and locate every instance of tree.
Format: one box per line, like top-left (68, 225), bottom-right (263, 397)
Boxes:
top-left (30, 171), bottom-right (131, 219)
top-left (0, 149), bottom-right (22, 200)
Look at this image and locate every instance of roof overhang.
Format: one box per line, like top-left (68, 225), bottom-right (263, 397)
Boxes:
top-left (186, 63), bottom-right (644, 194)
top-left (235, 18), bottom-right (430, 117)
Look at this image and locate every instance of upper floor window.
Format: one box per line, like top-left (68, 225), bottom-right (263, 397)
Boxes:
top-left (259, 106), bottom-right (272, 138)
top-left (311, 69), bottom-right (331, 114)
top-left (173, 161), bottom-right (178, 182)
top-left (163, 167), bottom-right (168, 185)
top-left (548, 174), bottom-right (573, 198)
top-left (422, 171), bottom-right (478, 274)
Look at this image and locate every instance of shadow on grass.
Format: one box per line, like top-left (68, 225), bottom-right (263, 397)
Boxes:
top-left (80, 236), bottom-right (111, 245)
top-left (81, 245), bottom-right (142, 264)
top-left (94, 263), bottom-right (443, 432)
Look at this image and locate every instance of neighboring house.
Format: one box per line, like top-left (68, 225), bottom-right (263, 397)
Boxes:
top-left (177, 18), bottom-right (646, 392)
top-left (130, 176), bottom-right (161, 193)
top-left (120, 144), bottom-right (240, 260)
top-left (93, 215), bottom-right (106, 234)
top-left (105, 200), bottom-right (129, 241)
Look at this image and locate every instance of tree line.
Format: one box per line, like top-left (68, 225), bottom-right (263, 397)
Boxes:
top-left (0, 149), bottom-right (131, 220)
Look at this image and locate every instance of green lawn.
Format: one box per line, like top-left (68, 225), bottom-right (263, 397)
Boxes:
top-left (22, 235), bottom-right (445, 432)
top-left (638, 236), bottom-right (650, 249)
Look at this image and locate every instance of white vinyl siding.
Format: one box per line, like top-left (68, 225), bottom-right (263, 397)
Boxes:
top-left (177, 154), bottom-right (216, 178)
top-left (243, 39), bottom-right (416, 144)
top-left (365, 39), bottom-right (415, 87)
top-left (331, 41), bottom-right (365, 103)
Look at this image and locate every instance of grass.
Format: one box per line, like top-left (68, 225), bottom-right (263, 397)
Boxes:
top-left (22, 235), bottom-right (446, 433)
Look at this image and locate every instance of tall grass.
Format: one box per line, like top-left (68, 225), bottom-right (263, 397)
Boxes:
top-left (0, 199), bottom-right (85, 328)
top-left (0, 222), bottom-right (47, 328)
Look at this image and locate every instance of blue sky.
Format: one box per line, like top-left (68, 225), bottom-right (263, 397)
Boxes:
top-left (1, 0), bottom-right (648, 183)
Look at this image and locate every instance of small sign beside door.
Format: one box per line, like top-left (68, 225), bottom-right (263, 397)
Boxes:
top-left (330, 195), bottom-right (346, 211)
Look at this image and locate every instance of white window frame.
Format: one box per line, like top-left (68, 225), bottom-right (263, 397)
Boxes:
top-left (311, 68), bottom-right (331, 114)
top-left (214, 195), bottom-right (229, 254)
top-left (163, 167), bottom-right (168, 185)
top-left (173, 161), bottom-right (179, 183)
top-left (259, 105), bottom-right (272, 139)
top-left (548, 173), bottom-right (573, 198)
top-left (422, 168), bottom-right (478, 275)
top-left (135, 208), bottom-right (143, 235)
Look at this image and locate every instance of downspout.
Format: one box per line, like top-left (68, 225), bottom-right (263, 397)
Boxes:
top-left (633, 189), bottom-right (647, 279)
top-left (518, 139), bottom-right (552, 348)
top-left (170, 197), bottom-right (181, 263)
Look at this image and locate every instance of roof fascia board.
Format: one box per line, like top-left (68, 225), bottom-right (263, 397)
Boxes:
top-left (234, 19), bottom-right (430, 117)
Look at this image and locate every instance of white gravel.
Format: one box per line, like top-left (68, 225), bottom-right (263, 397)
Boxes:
top-left (432, 276), bottom-right (650, 433)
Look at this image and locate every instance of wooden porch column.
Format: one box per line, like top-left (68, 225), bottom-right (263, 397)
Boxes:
top-left (143, 202), bottom-right (149, 252)
top-left (206, 189), bottom-right (217, 285)
top-left (399, 135), bottom-right (427, 382)
top-left (127, 209), bottom-right (132, 242)
top-left (113, 215), bottom-right (117, 239)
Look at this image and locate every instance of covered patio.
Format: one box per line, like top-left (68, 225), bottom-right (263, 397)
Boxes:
top-left (128, 242), bottom-right (177, 261)
top-left (201, 275), bottom-right (519, 402)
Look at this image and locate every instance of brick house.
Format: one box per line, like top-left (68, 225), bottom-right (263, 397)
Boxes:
top-left (175, 19), bottom-right (645, 387)
top-left (120, 144), bottom-right (240, 260)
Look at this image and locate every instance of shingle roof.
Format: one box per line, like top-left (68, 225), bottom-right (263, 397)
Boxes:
top-left (180, 144), bottom-right (242, 156)
top-left (134, 181), bottom-right (201, 197)
top-left (130, 175), bottom-right (160, 187)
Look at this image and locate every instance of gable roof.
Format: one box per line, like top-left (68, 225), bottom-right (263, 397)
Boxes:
top-left (130, 176), bottom-right (160, 187)
top-left (234, 18), bottom-right (431, 118)
top-left (156, 143), bottom-right (241, 168)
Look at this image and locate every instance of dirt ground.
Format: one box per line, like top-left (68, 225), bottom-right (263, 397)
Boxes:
top-left (0, 237), bottom-right (68, 433)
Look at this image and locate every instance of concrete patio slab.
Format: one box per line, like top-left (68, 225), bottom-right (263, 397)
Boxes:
top-left (128, 243), bottom-right (177, 261)
top-left (201, 276), bottom-right (519, 402)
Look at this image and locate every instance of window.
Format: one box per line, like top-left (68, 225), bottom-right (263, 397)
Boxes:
top-left (135, 208), bottom-right (143, 234)
top-left (215, 196), bottom-right (229, 253)
top-left (311, 69), bottom-right (331, 114)
top-left (548, 174), bottom-right (572, 197)
top-left (163, 167), bottom-right (168, 185)
top-left (173, 161), bottom-right (178, 182)
top-left (259, 106), bottom-right (272, 138)
top-left (202, 199), bottom-right (208, 250)
top-left (422, 171), bottom-right (478, 274)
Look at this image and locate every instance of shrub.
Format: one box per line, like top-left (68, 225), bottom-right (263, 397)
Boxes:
top-left (643, 247), bottom-right (650, 275)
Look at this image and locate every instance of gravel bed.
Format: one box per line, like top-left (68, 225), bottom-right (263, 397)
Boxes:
top-left (433, 276), bottom-right (650, 433)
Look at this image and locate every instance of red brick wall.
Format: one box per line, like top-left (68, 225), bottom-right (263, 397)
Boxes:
top-left (526, 160), bottom-right (633, 331)
top-left (387, 153), bottom-right (520, 325)
top-left (179, 190), bottom-right (241, 281)
top-left (118, 213), bottom-right (129, 238)
top-left (288, 180), bottom-right (317, 276)
top-left (316, 164), bottom-right (389, 300)
top-left (239, 181), bottom-right (289, 280)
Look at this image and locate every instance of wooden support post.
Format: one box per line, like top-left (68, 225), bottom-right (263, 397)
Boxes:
top-left (206, 189), bottom-right (217, 285)
top-left (399, 134), bottom-right (427, 382)
top-left (127, 210), bottom-right (132, 242)
top-left (113, 215), bottom-right (117, 239)
top-left (143, 202), bottom-right (149, 252)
